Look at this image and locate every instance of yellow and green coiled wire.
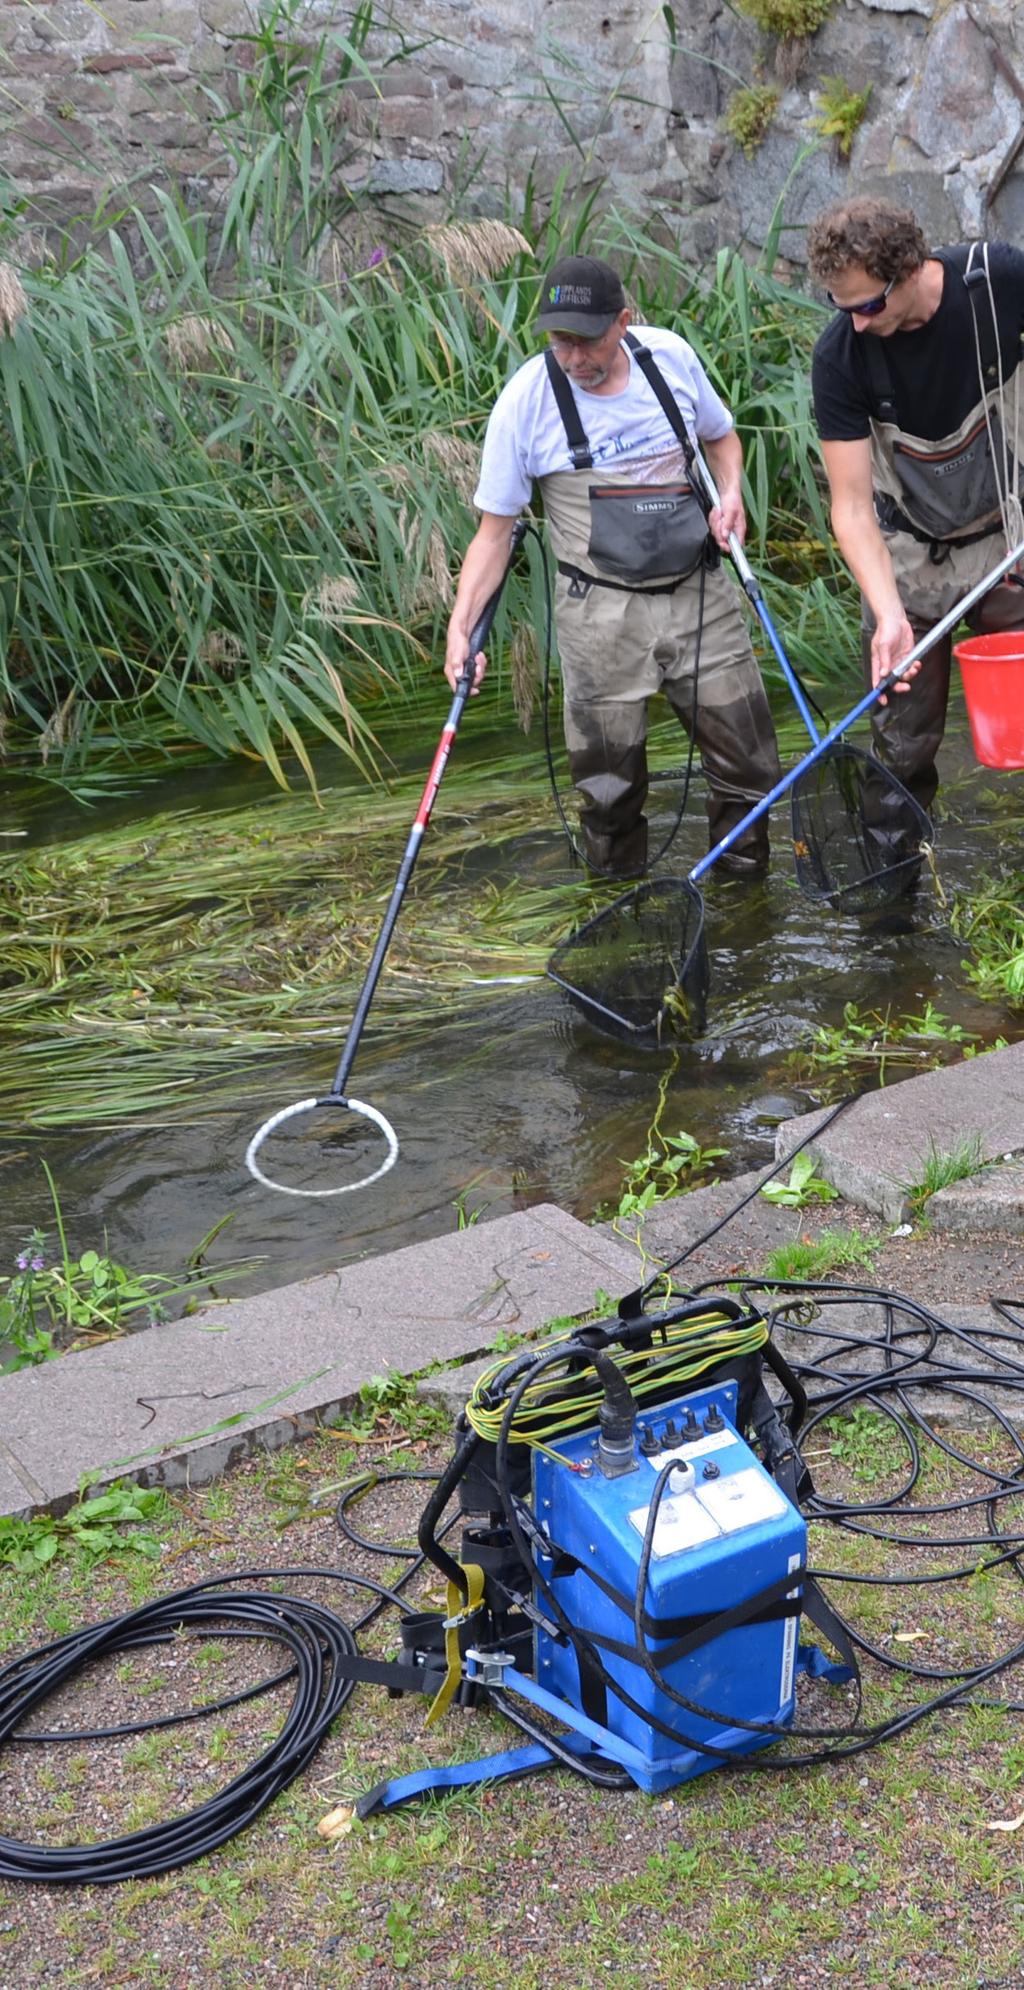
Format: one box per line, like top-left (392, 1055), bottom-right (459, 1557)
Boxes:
top-left (464, 1303), bottom-right (769, 1464)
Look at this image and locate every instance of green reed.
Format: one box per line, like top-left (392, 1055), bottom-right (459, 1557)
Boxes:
top-left (0, 0), bottom-right (855, 790)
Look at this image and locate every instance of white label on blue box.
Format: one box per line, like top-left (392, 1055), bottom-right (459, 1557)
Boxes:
top-left (647, 1433), bottom-right (730, 1469)
top-left (628, 1492), bottom-right (721, 1557)
top-left (780, 1551), bottom-right (802, 1705)
top-left (695, 1467), bottom-right (789, 1534)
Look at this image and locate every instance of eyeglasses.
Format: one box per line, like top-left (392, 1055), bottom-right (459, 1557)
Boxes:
top-left (546, 327), bottom-right (611, 351)
top-left (826, 276), bottom-right (896, 318)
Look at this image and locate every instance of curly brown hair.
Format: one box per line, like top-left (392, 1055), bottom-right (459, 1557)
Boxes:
top-left (806, 198), bottom-right (928, 286)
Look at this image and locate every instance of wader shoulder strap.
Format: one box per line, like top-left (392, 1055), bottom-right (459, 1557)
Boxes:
top-left (543, 333), bottom-right (708, 494)
top-left (861, 334), bottom-right (898, 425)
top-left (961, 240), bottom-right (1004, 392)
top-left (623, 332), bottom-right (704, 504)
top-left (545, 332), bottom-right (714, 594)
top-left (870, 245), bottom-right (1012, 550)
top-left (543, 348), bottom-right (593, 468)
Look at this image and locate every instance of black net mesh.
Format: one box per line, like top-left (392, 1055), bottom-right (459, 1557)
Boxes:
top-left (546, 879), bottom-right (708, 1043)
top-left (790, 743), bottom-right (933, 914)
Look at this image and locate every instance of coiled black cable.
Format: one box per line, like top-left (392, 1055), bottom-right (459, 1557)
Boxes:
top-left (0, 1565), bottom-right (403, 1885)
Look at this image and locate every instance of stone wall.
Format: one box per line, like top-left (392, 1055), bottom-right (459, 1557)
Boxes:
top-left (2, 0), bottom-right (1023, 265)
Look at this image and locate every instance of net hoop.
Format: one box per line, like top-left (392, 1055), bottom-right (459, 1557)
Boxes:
top-left (244, 1094), bottom-right (400, 1199)
top-left (545, 877), bottom-right (708, 1044)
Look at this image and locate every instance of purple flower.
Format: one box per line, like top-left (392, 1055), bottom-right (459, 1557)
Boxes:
top-left (366, 246), bottom-right (385, 269)
top-left (15, 1253), bottom-right (28, 1271)
top-left (31, 1256), bottom-right (45, 1272)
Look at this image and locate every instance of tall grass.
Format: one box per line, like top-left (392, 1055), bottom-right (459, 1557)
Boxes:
top-left (0, 0), bottom-right (853, 787)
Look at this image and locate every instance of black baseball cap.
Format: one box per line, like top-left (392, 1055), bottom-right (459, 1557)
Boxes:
top-left (535, 255), bottom-right (627, 337)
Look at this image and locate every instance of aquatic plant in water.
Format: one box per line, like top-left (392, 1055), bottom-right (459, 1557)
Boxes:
top-left (0, 761), bottom-right (580, 1128)
top-left (949, 872), bottom-right (1024, 1003)
top-left (603, 1057), bottom-right (729, 1224)
top-left (788, 1000), bottom-right (980, 1095)
top-left (0, 1165), bottom-right (249, 1365)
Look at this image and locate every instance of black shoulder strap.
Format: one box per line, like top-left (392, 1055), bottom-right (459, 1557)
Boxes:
top-left (624, 331), bottom-right (696, 469)
top-left (543, 349), bottom-right (593, 469)
top-left (860, 333), bottom-right (898, 424)
top-left (863, 245), bottom-right (1004, 422)
top-left (624, 331), bottom-right (715, 519)
top-left (545, 332), bottom-right (711, 515)
top-left (962, 240), bottom-right (1003, 390)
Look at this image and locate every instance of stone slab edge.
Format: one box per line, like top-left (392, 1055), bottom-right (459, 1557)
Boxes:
top-left (927, 1158), bottom-right (1024, 1234)
top-left (771, 1042), bottom-right (1024, 1226)
top-left (774, 1103), bottom-right (911, 1223)
top-left (0, 1206), bottom-right (638, 1520)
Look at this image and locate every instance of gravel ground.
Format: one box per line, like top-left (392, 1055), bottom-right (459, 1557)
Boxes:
top-left (0, 1209), bottom-right (1023, 1990)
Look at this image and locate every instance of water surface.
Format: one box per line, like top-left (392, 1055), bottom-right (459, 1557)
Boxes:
top-left (1, 707), bottom-right (1020, 1306)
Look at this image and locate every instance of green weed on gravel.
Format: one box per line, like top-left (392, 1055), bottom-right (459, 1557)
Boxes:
top-left (759, 1227), bottom-right (881, 1281)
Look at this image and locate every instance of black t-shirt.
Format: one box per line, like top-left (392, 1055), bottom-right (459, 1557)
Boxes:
top-left (811, 242), bottom-right (1024, 442)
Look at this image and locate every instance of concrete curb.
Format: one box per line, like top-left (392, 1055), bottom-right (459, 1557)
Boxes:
top-left (774, 1040), bottom-right (1024, 1225)
top-left (0, 1206), bottom-right (636, 1520)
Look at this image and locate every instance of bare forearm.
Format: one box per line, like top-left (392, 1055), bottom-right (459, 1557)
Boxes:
top-left (445, 516), bottom-right (519, 692)
top-left (830, 493), bottom-right (918, 693)
top-left (819, 437), bottom-right (917, 690)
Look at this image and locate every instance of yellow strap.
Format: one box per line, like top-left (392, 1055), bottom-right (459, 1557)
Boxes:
top-left (424, 1563), bottom-right (486, 1729)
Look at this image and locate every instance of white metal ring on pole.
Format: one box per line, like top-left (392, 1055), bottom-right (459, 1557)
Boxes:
top-left (244, 1095), bottom-right (400, 1198)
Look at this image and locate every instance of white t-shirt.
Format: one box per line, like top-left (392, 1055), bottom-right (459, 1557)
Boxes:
top-left (473, 325), bottom-right (734, 516)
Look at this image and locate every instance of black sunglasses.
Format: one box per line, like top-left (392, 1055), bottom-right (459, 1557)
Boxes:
top-left (826, 276), bottom-right (896, 318)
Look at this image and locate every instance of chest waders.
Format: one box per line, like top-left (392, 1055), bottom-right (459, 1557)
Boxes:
top-left (864, 241), bottom-right (1024, 812)
top-left (541, 336), bottom-right (780, 879)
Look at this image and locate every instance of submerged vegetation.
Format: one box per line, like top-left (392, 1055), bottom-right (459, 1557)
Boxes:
top-left (786, 1000), bottom-right (985, 1097)
top-left (0, 751), bottom-right (581, 1127)
top-left (0, 1164), bottom-right (245, 1367)
top-left (950, 871), bottom-right (1024, 1003)
top-left (0, 0), bottom-right (850, 794)
top-left (600, 1056), bottom-right (729, 1225)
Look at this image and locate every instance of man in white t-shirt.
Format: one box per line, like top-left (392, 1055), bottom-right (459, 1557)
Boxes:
top-left (443, 253), bottom-right (781, 877)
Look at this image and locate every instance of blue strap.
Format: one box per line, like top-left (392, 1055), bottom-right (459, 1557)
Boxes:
top-left (499, 1666), bottom-right (653, 1774)
top-left (357, 1741), bottom-right (558, 1817)
top-left (797, 1640), bottom-right (855, 1685)
top-left (356, 1667), bottom-right (645, 1817)
top-left (358, 1647), bottom-right (853, 1815)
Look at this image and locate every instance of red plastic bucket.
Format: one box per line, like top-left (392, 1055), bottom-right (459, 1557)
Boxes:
top-left (953, 632), bottom-right (1024, 768)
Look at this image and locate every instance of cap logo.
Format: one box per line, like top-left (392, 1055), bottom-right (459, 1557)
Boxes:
top-left (548, 283), bottom-right (593, 306)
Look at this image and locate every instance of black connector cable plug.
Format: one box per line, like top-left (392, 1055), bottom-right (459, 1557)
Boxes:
top-left (592, 1347), bottom-right (639, 1478)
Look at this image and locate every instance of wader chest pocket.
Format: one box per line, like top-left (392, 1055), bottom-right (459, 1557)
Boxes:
top-left (586, 482), bottom-right (708, 584)
top-left (891, 416), bottom-right (1009, 541)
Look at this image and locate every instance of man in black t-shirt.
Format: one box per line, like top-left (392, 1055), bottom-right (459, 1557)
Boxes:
top-left (807, 195), bottom-right (1024, 810)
